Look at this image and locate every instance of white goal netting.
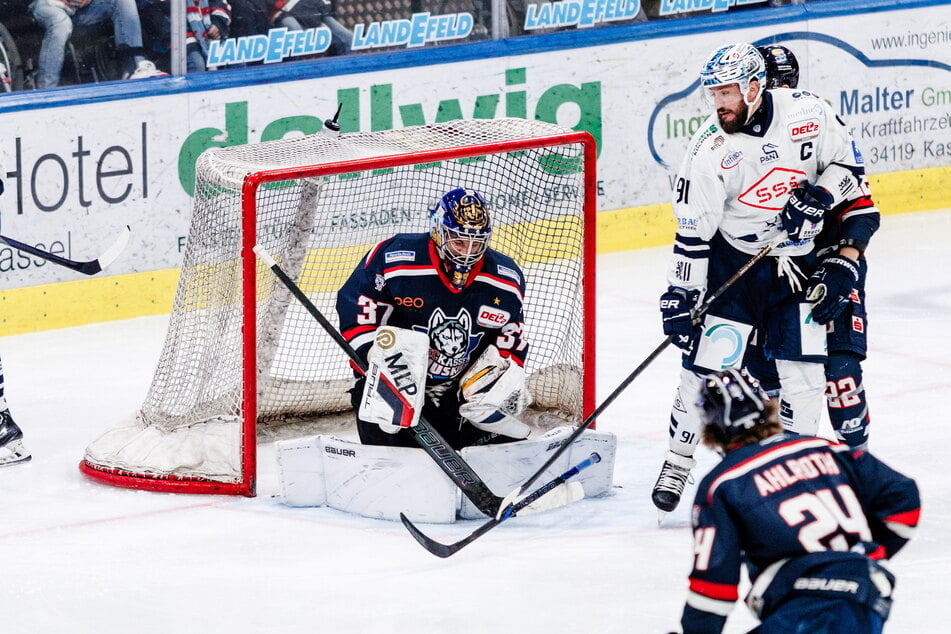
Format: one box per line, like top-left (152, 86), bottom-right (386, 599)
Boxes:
top-left (82, 118), bottom-right (596, 495)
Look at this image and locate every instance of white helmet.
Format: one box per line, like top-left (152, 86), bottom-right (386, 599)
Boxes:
top-left (699, 43), bottom-right (767, 107)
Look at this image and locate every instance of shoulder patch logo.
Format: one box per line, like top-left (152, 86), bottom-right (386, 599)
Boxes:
top-left (385, 250), bottom-right (416, 263)
top-left (496, 265), bottom-right (521, 284)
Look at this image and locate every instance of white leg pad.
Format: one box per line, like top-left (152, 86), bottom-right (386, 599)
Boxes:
top-left (277, 435), bottom-right (458, 523)
top-left (776, 359), bottom-right (826, 437)
top-left (458, 426), bottom-right (617, 519)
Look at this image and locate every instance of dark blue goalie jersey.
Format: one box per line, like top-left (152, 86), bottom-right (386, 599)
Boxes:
top-left (681, 434), bottom-right (920, 633)
top-left (335, 232), bottom-right (528, 391)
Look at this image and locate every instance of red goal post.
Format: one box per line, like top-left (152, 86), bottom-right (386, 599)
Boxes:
top-left (81, 118), bottom-right (598, 496)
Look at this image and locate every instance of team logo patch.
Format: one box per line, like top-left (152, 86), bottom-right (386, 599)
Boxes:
top-left (738, 167), bottom-right (807, 211)
top-left (852, 316), bottom-right (865, 333)
top-left (477, 305), bottom-right (510, 328)
top-left (789, 118), bottom-right (821, 142)
top-left (496, 265), bottom-right (521, 283)
top-left (720, 151), bottom-right (743, 169)
top-left (385, 250), bottom-right (416, 263)
top-left (422, 308), bottom-right (483, 379)
top-left (374, 274), bottom-right (386, 291)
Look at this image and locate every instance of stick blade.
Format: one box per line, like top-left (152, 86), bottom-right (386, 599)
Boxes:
top-left (79, 225), bottom-right (132, 275)
top-left (399, 513), bottom-right (460, 558)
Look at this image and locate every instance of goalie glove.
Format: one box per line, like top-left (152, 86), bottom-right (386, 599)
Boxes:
top-left (359, 327), bottom-right (429, 434)
top-left (459, 345), bottom-right (532, 440)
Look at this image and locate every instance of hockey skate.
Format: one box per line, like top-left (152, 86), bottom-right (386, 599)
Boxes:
top-left (0, 409), bottom-right (31, 467)
top-left (651, 451), bottom-right (696, 515)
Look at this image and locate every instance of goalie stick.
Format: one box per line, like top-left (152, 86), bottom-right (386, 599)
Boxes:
top-left (504, 237), bottom-right (785, 505)
top-left (401, 452), bottom-right (601, 558)
top-left (254, 245), bottom-right (505, 517)
top-left (0, 225), bottom-right (131, 276)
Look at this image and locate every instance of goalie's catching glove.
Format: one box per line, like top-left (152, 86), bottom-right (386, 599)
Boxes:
top-left (459, 345), bottom-right (531, 440)
top-left (660, 286), bottom-right (700, 351)
top-left (806, 255), bottom-right (860, 324)
top-left (781, 184), bottom-right (832, 242)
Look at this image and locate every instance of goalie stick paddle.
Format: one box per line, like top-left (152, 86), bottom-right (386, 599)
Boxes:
top-left (253, 245), bottom-right (505, 517)
top-left (0, 225), bottom-right (131, 276)
top-left (507, 237), bottom-right (785, 502)
top-left (401, 452), bottom-right (602, 558)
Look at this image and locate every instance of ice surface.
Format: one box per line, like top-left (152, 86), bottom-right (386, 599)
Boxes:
top-left (0, 210), bottom-right (947, 633)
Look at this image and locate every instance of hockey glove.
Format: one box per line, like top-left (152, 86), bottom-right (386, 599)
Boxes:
top-left (781, 184), bottom-right (833, 242)
top-left (806, 255), bottom-right (860, 324)
top-left (659, 286), bottom-right (700, 351)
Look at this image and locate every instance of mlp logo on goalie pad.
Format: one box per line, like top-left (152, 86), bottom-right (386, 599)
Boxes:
top-left (361, 327), bottom-right (428, 430)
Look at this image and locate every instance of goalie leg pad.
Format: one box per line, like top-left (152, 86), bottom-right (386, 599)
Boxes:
top-left (459, 345), bottom-right (531, 440)
top-left (360, 327), bottom-right (429, 432)
top-left (277, 435), bottom-right (458, 523)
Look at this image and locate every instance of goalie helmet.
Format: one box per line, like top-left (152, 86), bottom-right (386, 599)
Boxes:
top-left (430, 188), bottom-right (492, 290)
top-left (757, 44), bottom-right (800, 89)
top-left (697, 368), bottom-right (770, 437)
top-left (699, 42), bottom-right (767, 107)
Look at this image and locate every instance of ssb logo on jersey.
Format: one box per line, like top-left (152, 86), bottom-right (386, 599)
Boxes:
top-left (789, 118), bottom-right (821, 142)
top-left (738, 167), bottom-right (807, 211)
top-left (477, 305), bottom-right (510, 328)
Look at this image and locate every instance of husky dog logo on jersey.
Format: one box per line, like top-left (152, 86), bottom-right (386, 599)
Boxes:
top-left (423, 308), bottom-right (482, 379)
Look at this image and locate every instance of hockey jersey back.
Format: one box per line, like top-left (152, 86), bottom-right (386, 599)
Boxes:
top-left (682, 433), bottom-right (920, 631)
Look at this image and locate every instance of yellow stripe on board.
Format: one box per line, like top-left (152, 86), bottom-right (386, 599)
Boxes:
top-left (1, 165), bottom-right (947, 335)
top-left (0, 269), bottom-right (179, 337)
top-left (597, 165), bottom-right (951, 254)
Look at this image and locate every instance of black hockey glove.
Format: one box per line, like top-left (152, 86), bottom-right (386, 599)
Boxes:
top-left (660, 286), bottom-right (700, 351)
top-left (806, 255), bottom-right (860, 324)
top-left (782, 184), bottom-right (833, 242)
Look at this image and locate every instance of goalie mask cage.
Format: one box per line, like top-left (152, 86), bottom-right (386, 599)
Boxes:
top-left (80, 118), bottom-right (597, 496)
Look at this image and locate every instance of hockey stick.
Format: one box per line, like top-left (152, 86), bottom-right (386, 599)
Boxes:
top-left (400, 452), bottom-right (602, 558)
top-left (0, 225), bottom-right (131, 276)
top-left (504, 237), bottom-right (785, 504)
top-left (253, 245), bottom-right (504, 517)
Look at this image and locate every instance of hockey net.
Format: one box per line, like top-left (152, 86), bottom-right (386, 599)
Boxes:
top-left (81, 118), bottom-right (597, 495)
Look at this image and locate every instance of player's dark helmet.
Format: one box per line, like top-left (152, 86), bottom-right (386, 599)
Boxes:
top-left (698, 368), bottom-right (770, 438)
top-left (430, 188), bottom-right (492, 290)
top-left (757, 45), bottom-right (799, 89)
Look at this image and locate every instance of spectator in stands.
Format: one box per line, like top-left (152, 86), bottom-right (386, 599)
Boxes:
top-left (30, 0), bottom-right (162, 88)
top-left (229, 0), bottom-right (351, 58)
top-left (138, 0), bottom-right (231, 73)
top-left (269, 0), bottom-right (350, 56)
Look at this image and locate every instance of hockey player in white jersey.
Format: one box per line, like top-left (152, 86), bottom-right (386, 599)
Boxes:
top-left (652, 42), bottom-right (865, 514)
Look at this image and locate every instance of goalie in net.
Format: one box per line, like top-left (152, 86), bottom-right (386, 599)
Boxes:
top-left (80, 118), bottom-right (597, 495)
top-left (339, 187), bottom-right (533, 449)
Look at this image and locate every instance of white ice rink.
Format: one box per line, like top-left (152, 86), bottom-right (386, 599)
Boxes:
top-left (1, 209), bottom-right (947, 633)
